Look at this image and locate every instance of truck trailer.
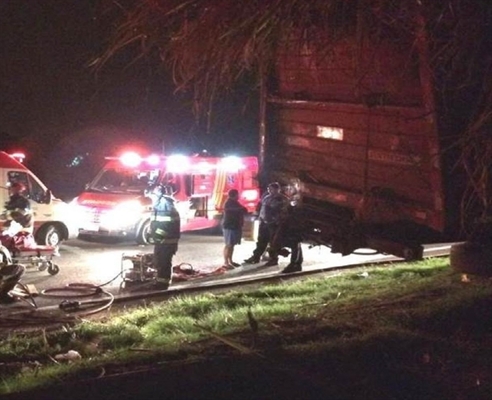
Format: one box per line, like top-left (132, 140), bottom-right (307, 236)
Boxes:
top-left (261, 3), bottom-right (491, 262)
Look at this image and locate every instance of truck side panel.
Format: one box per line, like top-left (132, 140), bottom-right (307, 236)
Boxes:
top-left (267, 32), bottom-right (448, 256)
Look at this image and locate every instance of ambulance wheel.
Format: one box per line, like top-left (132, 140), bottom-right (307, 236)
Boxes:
top-left (36, 224), bottom-right (62, 247)
top-left (136, 220), bottom-right (153, 245)
top-left (48, 263), bottom-right (60, 275)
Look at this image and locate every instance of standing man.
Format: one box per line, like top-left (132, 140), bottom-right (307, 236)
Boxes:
top-left (244, 182), bottom-right (289, 267)
top-left (222, 189), bottom-right (248, 268)
top-left (149, 184), bottom-right (181, 290)
top-left (270, 205), bottom-right (304, 273)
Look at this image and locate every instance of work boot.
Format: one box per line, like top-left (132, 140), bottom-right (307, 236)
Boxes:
top-left (153, 279), bottom-right (170, 291)
top-left (280, 263), bottom-right (302, 274)
top-left (261, 259), bottom-right (278, 267)
top-left (243, 256), bottom-right (260, 264)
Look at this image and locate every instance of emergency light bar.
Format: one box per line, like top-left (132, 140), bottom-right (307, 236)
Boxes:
top-left (120, 152), bottom-right (141, 167)
top-left (105, 152), bottom-right (162, 167)
top-left (107, 151), bottom-right (247, 174)
top-left (166, 154), bottom-right (190, 173)
top-left (218, 156), bottom-right (244, 172)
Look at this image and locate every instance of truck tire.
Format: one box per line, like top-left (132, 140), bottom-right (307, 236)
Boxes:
top-left (450, 242), bottom-right (492, 276)
top-left (136, 220), bottom-right (153, 245)
top-left (402, 245), bottom-right (424, 261)
top-left (36, 224), bottom-right (63, 247)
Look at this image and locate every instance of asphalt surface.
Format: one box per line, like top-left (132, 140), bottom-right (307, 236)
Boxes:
top-left (4, 233), bottom-right (453, 314)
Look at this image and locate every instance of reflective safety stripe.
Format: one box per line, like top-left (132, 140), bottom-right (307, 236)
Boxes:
top-left (154, 216), bottom-right (172, 222)
top-left (156, 238), bottom-right (179, 244)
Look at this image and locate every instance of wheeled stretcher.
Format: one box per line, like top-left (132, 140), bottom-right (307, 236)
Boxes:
top-left (0, 221), bottom-right (60, 277)
top-left (9, 245), bottom-right (60, 275)
top-left (0, 241), bottom-right (60, 276)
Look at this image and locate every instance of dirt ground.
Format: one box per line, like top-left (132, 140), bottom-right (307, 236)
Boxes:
top-left (0, 354), bottom-right (462, 400)
top-left (4, 315), bottom-right (492, 400)
top-left (5, 349), bottom-right (490, 400)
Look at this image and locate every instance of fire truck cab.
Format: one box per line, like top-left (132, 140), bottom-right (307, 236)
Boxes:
top-left (72, 151), bottom-right (260, 244)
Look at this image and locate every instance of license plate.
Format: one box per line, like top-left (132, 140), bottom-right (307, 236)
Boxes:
top-left (82, 223), bottom-right (100, 232)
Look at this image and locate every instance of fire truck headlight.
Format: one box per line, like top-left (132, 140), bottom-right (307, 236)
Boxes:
top-left (102, 201), bottom-right (143, 228)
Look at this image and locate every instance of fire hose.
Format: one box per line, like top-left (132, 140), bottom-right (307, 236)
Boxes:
top-left (40, 279), bottom-right (119, 316)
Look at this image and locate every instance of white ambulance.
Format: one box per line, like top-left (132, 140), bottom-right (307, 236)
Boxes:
top-left (0, 151), bottom-right (76, 246)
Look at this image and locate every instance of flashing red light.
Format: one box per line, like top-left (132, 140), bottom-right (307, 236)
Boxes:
top-left (120, 152), bottom-right (141, 167)
top-left (9, 152), bottom-right (26, 163)
top-left (146, 154), bottom-right (160, 166)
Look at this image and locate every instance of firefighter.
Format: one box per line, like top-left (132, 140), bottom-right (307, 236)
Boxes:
top-left (149, 184), bottom-right (181, 290)
top-left (3, 182), bottom-right (33, 234)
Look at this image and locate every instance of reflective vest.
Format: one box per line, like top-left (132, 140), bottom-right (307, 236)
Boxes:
top-left (150, 195), bottom-right (181, 244)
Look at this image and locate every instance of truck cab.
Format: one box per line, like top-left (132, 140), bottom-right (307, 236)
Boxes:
top-left (0, 152), bottom-right (76, 246)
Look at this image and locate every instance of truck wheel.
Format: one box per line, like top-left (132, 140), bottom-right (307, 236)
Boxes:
top-left (402, 245), bottom-right (424, 261)
top-left (36, 224), bottom-right (62, 247)
top-left (450, 242), bottom-right (492, 276)
top-left (136, 220), bottom-right (153, 245)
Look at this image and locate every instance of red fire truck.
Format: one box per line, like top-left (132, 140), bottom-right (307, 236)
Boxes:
top-left (71, 151), bottom-right (260, 244)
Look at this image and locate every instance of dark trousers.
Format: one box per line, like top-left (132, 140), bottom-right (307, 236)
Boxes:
top-left (154, 242), bottom-right (178, 282)
top-left (252, 221), bottom-right (279, 261)
top-left (289, 242), bottom-right (303, 266)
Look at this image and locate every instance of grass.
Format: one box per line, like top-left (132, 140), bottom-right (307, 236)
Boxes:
top-left (1, 257), bottom-right (491, 399)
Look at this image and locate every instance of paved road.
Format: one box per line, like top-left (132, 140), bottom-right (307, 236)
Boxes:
top-left (11, 233), bottom-right (453, 309)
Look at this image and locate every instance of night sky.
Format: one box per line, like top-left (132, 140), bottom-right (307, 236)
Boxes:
top-left (0, 1), bottom-right (259, 197)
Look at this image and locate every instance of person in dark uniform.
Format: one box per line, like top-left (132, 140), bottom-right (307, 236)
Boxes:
top-left (269, 205), bottom-right (304, 273)
top-left (149, 184), bottom-right (181, 290)
top-left (4, 182), bottom-right (33, 234)
top-left (244, 182), bottom-right (289, 267)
